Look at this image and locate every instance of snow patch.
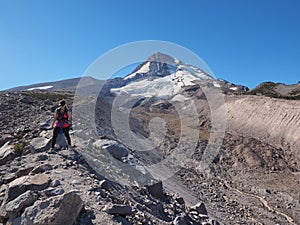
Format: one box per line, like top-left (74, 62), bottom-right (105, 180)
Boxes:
top-left (172, 94), bottom-right (188, 102)
top-left (27, 85), bottom-right (53, 91)
top-left (179, 64), bottom-right (212, 80)
top-left (124, 62), bottom-right (150, 80)
top-left (230, 87), bottom-right (238, 91)
top-left (213, 82), bottom-right (221, 88)
top-left (112, 71), bottom-right (202, 99)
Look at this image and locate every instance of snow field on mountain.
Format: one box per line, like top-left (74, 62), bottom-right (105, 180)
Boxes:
top-left (112, 71), bottom-right (202, 98)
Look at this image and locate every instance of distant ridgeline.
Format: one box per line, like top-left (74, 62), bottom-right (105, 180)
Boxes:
top-left (248, 81), bottom-right (300, 100)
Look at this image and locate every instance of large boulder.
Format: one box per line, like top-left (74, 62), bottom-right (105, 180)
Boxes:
top-left (29, 137), bottom-right (51, 152)
top-left (146, 181), bottom-right (164, 200)
top-left (103, 143), bottom-right (129, 160)
top-left (21, 191), bottom-right (83, 225)
top-left (4, 190), bottom-right (38, 219)
top-left (93, 139), bottom-right (129, 160)
top-left (190, 202), bottom-right (207, 215)
top-left (5, 174), bottom-right (50, 203)
top-left (0, 174), bottom-right (48, 219)
top-left (0, 142), bottom-right (15, 166)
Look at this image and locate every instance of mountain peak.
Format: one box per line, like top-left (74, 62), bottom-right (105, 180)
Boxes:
top-left (147, 52), bottom-right (179, 66)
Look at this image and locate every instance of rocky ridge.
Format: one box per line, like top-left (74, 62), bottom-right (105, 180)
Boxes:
top-left (0, 91), bottom-right (220, 225)
top-left (248, 81), bottom-right (300, 100)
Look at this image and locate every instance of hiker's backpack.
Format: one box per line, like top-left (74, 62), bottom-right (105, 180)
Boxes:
top-left (55, 107), bottom-right (69, 121)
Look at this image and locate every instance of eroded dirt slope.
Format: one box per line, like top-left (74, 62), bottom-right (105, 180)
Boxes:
top-left (226, 95), bottom-right (300, 164)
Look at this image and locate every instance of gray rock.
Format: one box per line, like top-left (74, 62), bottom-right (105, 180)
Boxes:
top-left (114, 215), bottom-right (132, 225)
top-left (99, 179), bottom-right (111, 191)
top-left (177, 197), bottom-right (185, 206)
top-left (50, 179), bottom-right (61, 187)
top-left (104, 204), bottom-right (133, 216)
top-left (44, 99), bottom-right (53, 105)
top-left (21, 192), bottom-right (83, 225)
top-left (0, 142), bottom-right (15, 166)
top-left (39, 119), bottom-right (52, 131)
top-left (93, 139), bottom-right (129, 160)
top-left (190, 202), bottom-right (207, 215)
top-left (44, 187), bottom-right (65, 197)
top-left (35, 154), bottom-right (49, 162)
top-left (30, 164), bottom-right (53, 174)
top-left (103, 143), bottom-right (129, 160)
top-left (71, 180), bottom-right (81, 185)
top-left (5, 174), bottom-right (50, 203)
top-left (19, 96), bottom-right (35, 104)
top-left (16, 167), bottom-right (35, 177)
top-left (21, 191), bottom-right (83, 225)
top-left (1, 174), bottom-right (16, 185)
top-left (0, 135), bottom-right (13, 148)
top-left (173, 214), bottom-right (190, 225)
top-left (95, 189), bottom-right (106, 198)
top-left (210, 219), bottom-right (220, 225)
top-left (146, 181), bottom-right (164, 200)
top-left (4, 190), bottom-right (38, 219)
top-left (29, 137), bottom-right (51, 152)
top-left (8, 216), bottom-right (21, 225)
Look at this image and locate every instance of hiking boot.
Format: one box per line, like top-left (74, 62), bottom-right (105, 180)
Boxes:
top-left (48, 148), bottom-right (56, 154)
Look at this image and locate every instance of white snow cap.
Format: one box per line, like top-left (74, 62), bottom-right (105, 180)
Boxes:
top-left (27, 85), bottom-right (53, 91)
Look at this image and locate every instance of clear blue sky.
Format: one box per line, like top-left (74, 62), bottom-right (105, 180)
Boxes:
top-left (0, 0), bottom-right (299, 90)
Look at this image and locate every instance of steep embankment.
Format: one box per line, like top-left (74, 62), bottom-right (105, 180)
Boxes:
top-left (226, 95), bottom-right (300, 164)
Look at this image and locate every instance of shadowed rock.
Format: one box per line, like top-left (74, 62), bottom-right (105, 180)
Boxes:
top-left (190, 202), bottom-right (207, 215)
top-left (93, 139), bottom-right (129, 160)
top-left (0, 135), bottom-right (13, 148)
top-left (104, 204), bottom-right (133, 216)
top-left (146, 181), bottom-right (164, 200)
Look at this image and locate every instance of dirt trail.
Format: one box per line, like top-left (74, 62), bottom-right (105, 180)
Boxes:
top-left (224, 181), bottom-right (296, 225)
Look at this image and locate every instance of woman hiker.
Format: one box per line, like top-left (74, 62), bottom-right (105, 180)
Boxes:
top-left (51, 100), bottom-right (72, 149)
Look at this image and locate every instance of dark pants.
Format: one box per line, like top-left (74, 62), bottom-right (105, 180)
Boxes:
top-left (52, 126), bottom-right (71, 148)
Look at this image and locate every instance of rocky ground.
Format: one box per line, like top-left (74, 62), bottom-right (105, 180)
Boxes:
top-left (124, 94), bottom-right (300, 225)
top-left (1, 89), bottom-right (299, 225)
top-left (0, 91), bottom-right (220, 225)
